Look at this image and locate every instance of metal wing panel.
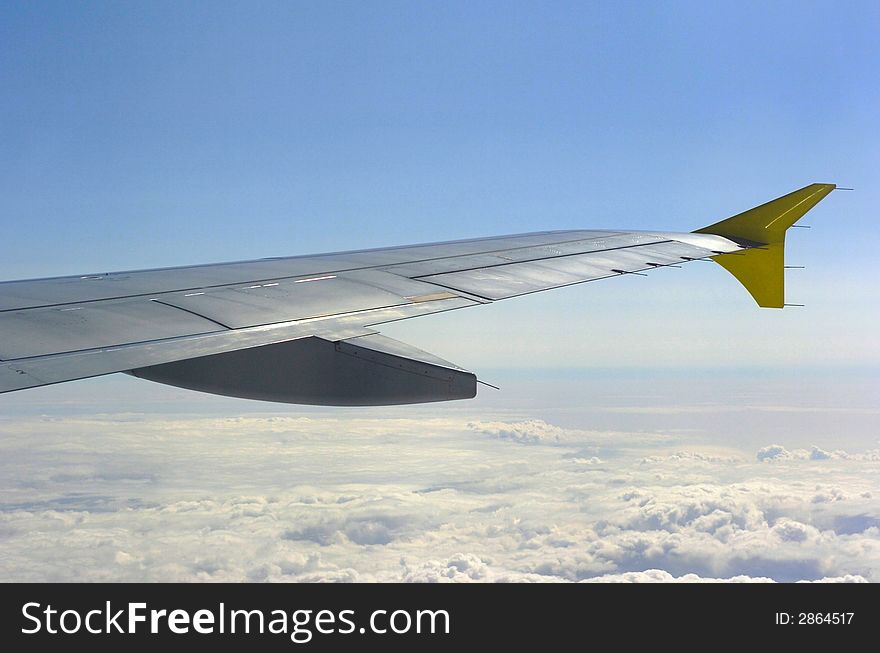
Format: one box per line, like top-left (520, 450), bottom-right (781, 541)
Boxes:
top-left (0, 296), bottom-right (478, 393)
top-left (0, 264), bottom-right (296, 311)
top-left (0, 363), bottom-right (42, 393)
top-left (337, 269), bottom-right (455, 299)
top-left (415, 239), bottom-right (721, 300)
top-left (369, 254), bottom-right (515, 280)
top-left (155, 275), bottom-right (412, 329)
top-left (489, 232), bottom-right (660, 263)
top-left (337, 230), bottom-right (616, 263)
top-left (0, 299), bottom-right (225, 359)
top-left (418, 265), bottom-right (585, 300)
top-left (380, 233), bottom-right (640, 278)
top-left (0, 230), bottom-right (610, 311)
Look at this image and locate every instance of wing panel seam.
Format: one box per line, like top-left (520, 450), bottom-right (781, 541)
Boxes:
top-left (149, 299), bottom-right (235, 330)
top-left (409, 239), bottom-right (677, 279)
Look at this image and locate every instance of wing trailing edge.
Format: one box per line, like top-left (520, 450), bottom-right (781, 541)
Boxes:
top-left (694, 183), bottom-right (836, 308)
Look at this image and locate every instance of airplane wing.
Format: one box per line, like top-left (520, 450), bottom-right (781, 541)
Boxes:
top-left (0, 183), bottom-right (836, 405)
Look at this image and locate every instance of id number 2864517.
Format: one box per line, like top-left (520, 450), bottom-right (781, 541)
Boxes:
top-left (775, 613), bottom-right (854, 625)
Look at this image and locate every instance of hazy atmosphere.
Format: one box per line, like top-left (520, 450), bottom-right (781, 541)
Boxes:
top-left (1, 1), bottom-right (877, 582)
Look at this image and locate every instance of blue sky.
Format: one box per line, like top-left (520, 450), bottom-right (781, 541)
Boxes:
top-left (2, 1), bottom-right (877, 271)
top-left (1, 0), bottom-right (879, 584)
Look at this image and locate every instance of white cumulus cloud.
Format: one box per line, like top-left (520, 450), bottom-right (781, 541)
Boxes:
top-left (0, 410), bottom-right (877, 583)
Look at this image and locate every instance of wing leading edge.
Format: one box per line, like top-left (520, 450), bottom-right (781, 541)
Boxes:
top-left (0, 183), bottom-right (837, 405)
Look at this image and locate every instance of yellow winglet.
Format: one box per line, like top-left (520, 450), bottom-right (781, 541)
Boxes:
top-left (693, 183), bottom-right (836, 308)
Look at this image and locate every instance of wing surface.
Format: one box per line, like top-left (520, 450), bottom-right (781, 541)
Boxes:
top-left (0, 184), bottom-right (837, 404)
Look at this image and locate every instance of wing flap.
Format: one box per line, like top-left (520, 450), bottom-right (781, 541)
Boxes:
top-left (156, 274), bottom-right (412, 329)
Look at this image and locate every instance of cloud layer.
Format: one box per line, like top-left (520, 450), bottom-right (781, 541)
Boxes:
top-left (0, 411), bottom-right (877, 582)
